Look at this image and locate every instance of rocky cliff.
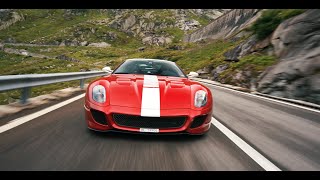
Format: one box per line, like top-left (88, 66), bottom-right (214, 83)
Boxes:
top-left (191, 9), bottom-right (319, 104)
top-left (184, 9), bottom-right (261, 42)
top-left (257, 9), bottom-right (320, 104)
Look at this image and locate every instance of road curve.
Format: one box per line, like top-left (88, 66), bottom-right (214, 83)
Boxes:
top-left (201, 82), bottom-right (320, 171)
top-left (0, 97), bottom-right (262, 171)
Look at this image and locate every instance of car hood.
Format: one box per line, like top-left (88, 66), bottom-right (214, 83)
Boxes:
top-left (105, 74), bottom-right (192, 109)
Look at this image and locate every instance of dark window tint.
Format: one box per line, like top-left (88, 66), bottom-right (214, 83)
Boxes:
top-left (113, 59), bottom-right (186, 78)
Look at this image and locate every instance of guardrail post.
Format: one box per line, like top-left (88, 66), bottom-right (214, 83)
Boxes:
top-left (80, 79), bottom-right (85, 89)
top-left (21, 87), bottom-right (31, 104)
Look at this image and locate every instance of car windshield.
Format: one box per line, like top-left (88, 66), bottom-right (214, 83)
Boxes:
top-left (113, 59), bottom-right (187, 78)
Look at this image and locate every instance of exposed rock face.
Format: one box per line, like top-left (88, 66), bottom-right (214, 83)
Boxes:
top-left (196, 66), bottom-right (211, 75)
top-left (58, 39), bottom-right (81, 46)
top-left (138, 46), bottom-right (146, 51)
top-left (211, 64), bottom-right (229, 80)
top-left (56, 54), bottom-right (80, 62)
top-left (271, 11), bottom-right (320, 60)
top-left (223, 45), bottom-right (242, 62)
top-left (4, 37), bottom-right (16, 43)
top-left (107, 9), bottom-right (228, 46)
top-left (184, 9), bottom-right (262, 42)
top-left (0, 9), bottom-right (24, 30)
top-left (3, 48), bottom-right (50, 59)
top-left (80, 41), bottom-right (88, 46)
top-left (87, 42), bottom-right (111, 48)
top-left (224, 68), bottom-right (255, 89)
top-left (252, 35), bottom-right (272, 52)
top-left (0, 10), bottom-right (13, 22)
top-left (63, 9), bottom-right (88, 20)
top-left (142, 36), bottom-right (172, 46)
top-left (195, 66), bottom-right (214, 79)
top-left (167, 44), bottom-right (184, 50)
top-left (176, 19), bottom-right (200, 31)
top-left (122, 15), bottom-right (136, 31)
top-left (257, 10), bottom-right (320, 104)
top-left (223, 35), bottom-right (272, 62)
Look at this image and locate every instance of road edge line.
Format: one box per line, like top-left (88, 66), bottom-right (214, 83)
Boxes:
top-left (0, 93), bottom-right (85, 134)
top-left (211, 117), bottom-right (281, 171)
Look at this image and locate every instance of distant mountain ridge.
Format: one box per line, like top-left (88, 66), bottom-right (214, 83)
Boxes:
top-left (0, 9), bottom-right (229, 46)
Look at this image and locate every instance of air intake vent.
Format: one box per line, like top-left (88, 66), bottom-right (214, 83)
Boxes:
top-left (91, 109), bottom-right (108, 125)
top-left (113, 114), bottom-right (186, 129)
top-left (190, 115), bottom-right (207, 128)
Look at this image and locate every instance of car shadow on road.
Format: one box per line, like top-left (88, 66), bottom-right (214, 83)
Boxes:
top-left (87, 128), bottom-right (209, 142)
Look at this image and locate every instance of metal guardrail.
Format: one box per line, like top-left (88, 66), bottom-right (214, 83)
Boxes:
top-left (0, 71), bottom-right (108, 104)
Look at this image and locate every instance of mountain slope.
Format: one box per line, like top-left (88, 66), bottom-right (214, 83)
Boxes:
top-left (0, 9), bottom-right (229, 47)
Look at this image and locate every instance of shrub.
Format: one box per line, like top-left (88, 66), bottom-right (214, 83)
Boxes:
top-left (251, 9), bottom-right (306, 40)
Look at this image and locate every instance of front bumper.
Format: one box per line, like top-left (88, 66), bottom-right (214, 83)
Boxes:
top-left (84, 101), bottom-right (212, 135)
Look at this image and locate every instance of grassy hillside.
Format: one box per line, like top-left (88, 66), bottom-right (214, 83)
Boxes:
top-left (0, 9), bottom-right (216, 46)
top-left (1, 10), bottom-right (101, 42)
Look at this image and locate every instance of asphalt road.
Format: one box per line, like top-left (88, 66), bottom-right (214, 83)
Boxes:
top-left (0, 97), bottom-right (262, 171)
top-left (0, 81), bottom-right (319, 171)
top-left (202, 82), bottom-right (320, 171)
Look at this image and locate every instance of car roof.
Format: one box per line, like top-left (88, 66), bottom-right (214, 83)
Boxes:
top-left (125, 58), bottom-right (175, 64)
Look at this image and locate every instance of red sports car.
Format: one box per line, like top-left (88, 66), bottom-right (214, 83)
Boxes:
top-left (84, 59), bottom-right (213, 135)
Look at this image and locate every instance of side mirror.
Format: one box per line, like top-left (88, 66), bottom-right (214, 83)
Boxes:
top-left (187, 71), bottom-right (199, 78)
top-left (102, 66), bottom-right (113, 73)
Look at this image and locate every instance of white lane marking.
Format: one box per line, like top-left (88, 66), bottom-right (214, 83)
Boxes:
top-left (141, 75), bottom-right (160, 117)
top-left (199, 81), bottom-right (320, 114)
top-left (211, 117), bottom-right (281, 171)
top-left (0, 93), bottom-right (85, 134)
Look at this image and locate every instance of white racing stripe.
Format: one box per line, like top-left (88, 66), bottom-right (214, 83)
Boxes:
top-left (211, 117), bottom-right (281, 171)
top-left (143, 75), bottom-right (159, 88)
top-left (141, 75), bottom-right (160, 117)
top-left (0, 93), bottom-right (85, 134)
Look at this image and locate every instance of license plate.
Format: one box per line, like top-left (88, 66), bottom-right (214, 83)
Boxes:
top-left (139, 128), bottom-right (159, 133)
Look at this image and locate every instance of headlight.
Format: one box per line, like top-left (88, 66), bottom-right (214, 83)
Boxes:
top-left (194, 90), bottom-right (207, 107)
top-left (92, 85), bottom-right (106, 103)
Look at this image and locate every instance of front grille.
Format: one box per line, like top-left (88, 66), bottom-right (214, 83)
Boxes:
top-left (91, 109), bottom-right (108, 125)
top-left (112, 114), bottom-right (186, 129)
top-left (190, 115), bottom-right (207, 128)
